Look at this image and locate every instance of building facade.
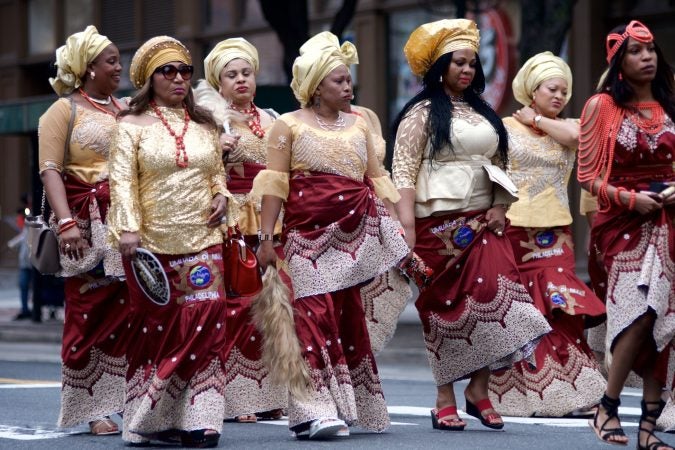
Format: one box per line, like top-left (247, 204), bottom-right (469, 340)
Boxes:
top-left (0, 0), bottom-right (674, 267)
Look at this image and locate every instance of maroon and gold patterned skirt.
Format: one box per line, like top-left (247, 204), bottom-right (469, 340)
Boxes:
top-left (122, 245), bottom-right (227, 443)
top-left (488, 226), bottom-right (606, 416)
top-left (280, 172), bottom-right (408, 432)
top-left (414, 211), bottom-right (551, 385)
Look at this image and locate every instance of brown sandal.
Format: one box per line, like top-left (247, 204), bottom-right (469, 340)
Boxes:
top-left (89, 417), bottom-right (120, 435)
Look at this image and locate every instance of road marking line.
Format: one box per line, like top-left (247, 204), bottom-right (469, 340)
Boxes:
top-left (0, 425), bottom-right (72, 441)
top-left (0, 378), bottom-right (60, 385)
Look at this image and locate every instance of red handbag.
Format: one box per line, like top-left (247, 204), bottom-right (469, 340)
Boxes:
top-left (223, 228), bottom-right (262, 297)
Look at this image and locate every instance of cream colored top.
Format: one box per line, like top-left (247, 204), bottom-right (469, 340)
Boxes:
top-left (392, 100), bottom-right (512, 217)
top-left (252, 113), bottom-right (399, 202)
top-left (108, 107), bottom-right (231, 255)
top-left (38, 97), bottom-right (115, 184)
top-left (505, 117), bottom-right (577, 227)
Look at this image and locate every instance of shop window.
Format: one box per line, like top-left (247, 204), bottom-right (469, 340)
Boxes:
top-left (65, 0), bottom-right (94, 36)
top-left (28, 0), bottom-right (56, 55)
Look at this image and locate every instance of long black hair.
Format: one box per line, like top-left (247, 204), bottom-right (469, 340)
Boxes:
top-left (598, 24), bottom-right (675, 121)
top-left (391, 51), bottom-right (508, 168)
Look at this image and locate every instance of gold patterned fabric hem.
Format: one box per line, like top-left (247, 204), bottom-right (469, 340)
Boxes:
top-left (57, 351), bottom-right (126, 427)
top-left (360, 269), bottom-right (412, 353)
top-left (223, 347), bottom-right (287, 418)
top-left (123, 358), bottom-right (226, 441)
top-left (288, 352), bottom-right (390, 432)
top-left (424, 276), bottom-right (550, 385)
top-left (488, 342), bottom-right (606, 417)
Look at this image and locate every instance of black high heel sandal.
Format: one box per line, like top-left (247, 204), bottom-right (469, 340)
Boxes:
top-left (588, 394), bottom-right (628, 446)
top-left (180, 429), bottom-right (220, 448)
top-left (637, 399), bottom-right (674, 450)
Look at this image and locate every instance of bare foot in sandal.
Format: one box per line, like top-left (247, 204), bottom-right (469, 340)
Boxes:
top-left (235, 413), bottom-right (257, 423)
top-left (89, 417), bottom-right (120, 435)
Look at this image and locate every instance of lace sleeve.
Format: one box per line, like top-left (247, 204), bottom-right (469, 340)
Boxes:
top-left (392, 103), bottom-right (429, 189)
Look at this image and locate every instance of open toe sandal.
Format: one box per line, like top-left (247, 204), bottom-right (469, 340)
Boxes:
top-left (638, 399), bottom-right (674, 450)
top-left (588, 394), bottom-right (628, 446)
top-left (431, 405), bottom-right (466, 431)
top-left (465, 398), bottom-right (504, 430)
top-left (89, 417), bottom-right (120, 435)
top-left (235, 413), bottom-right (257, 423)
top-left (180, 429), bottom-right (220, 448)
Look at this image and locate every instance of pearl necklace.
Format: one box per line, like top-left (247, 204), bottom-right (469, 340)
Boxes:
top-left (314, 111), bottom-right (346, 131)
top-left (150, 100), bottom-right (191, 168)
top-left (80, 89), bottom-right (111, 104)
top-left (79, 89), bottom-right (120, 117)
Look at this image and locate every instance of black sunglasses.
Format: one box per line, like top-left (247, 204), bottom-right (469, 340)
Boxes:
top-left (155, 64), bottom-right (194, 81)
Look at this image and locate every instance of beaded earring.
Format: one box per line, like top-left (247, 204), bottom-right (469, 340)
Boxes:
top-left (90, 71), bottom-right (96, 80)
top-left (314, 95), bottom-right (321, 108)
top-left (618, 72), bottom-right (623, 81)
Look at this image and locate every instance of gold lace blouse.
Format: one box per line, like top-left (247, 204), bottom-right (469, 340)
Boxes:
top-left (392, 100), bottom-right (511, 217)
top-left (38, 98), bottom-right (116, 183)
top-left (504, 117), bottom-right (577, 227)
top-left (108, 107), bottom-right (231, 255)
top-left (252, 113), bottom-right (399, 202)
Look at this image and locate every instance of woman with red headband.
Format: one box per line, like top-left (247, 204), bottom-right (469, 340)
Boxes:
top-left (578, 20), bottom-right (675, 449)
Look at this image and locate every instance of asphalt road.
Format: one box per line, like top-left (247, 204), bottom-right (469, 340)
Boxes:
top-left (1, 334), bottom-right (672, 450)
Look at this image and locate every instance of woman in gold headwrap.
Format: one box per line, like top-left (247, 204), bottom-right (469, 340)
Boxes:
top-left (193, 37), bottom-right (286, 423)
top-left (391, 19), bottom-right (551, 432)
top-left (39, 25), bottom-right (128, 436)
top-left (485, 51), bottom-right (607, 418)
top-left (108, 36), bottom-right (233, 447)
top-left (252, 31), bottom-right (409, 439)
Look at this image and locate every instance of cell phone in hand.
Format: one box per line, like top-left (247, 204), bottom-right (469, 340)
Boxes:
top-left (649, 181), bottom-right (670, 193)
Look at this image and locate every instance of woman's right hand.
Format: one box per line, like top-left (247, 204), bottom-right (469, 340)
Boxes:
top-left (119, 231), bottom-right (141, 259)
top-left (60, 226), bottom-right (88, 260)
top-left (220, 132), bottom-right (240, 157)
top-left (256, 240), bottom-right (278, 269)
top-left (634, 191), bottom-right (663, 215)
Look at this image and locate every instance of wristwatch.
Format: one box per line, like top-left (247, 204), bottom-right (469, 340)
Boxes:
top-left (257, 230), bottom-right (274, 242)
top-left (533, 114), bottom-right (543, 129)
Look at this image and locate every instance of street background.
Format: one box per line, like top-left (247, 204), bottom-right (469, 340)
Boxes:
top-left (1, 268), bottom-right (673, 449)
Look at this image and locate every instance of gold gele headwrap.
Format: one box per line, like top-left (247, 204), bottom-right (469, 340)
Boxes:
top-left (606, 20), bottom-right (653, 63)
top-left (204, 38), bottom-right (259, 91)
top-left (512, 51), bottom-right (573, 107)
top-left (290, 31), bottom-right (358, 108)
top-left (49, 25), bottom-right (112, 96)
top-left (129, 36), bottom-right (192, 89)
top-left (404, 19), bottom-right (480, 77)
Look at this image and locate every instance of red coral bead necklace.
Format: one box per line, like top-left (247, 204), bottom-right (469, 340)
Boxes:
top-left (151, 100), bottom-right (191, 168)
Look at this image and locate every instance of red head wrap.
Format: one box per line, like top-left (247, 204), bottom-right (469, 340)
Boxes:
top-left (606, 20), bottom-right (654, 63)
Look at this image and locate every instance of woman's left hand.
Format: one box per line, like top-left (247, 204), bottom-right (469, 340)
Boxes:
top-left (208, 193), bottom-right (228, 227)
top-left (513, 106), bottom-right (536, 126)
top-left (486, 205), bottom-right (507, 237)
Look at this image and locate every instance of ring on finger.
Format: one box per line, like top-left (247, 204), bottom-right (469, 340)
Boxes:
top-left (496, 230), bottom-right (504, 237)
top-left (65, 243), bottom-right (71, 250)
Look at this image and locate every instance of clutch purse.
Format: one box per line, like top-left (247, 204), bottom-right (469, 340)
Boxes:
top-left (398, 252), bottom-right (434, 291)
top-left (223, 229), bottom-right (262, 297)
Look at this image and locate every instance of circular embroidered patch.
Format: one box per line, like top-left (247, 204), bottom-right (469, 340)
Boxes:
top-left (453, 225), bottom-right (475, 248)
top-left (550, 291), bottom-right (567, 306)
top-left (535, 230), bottom-right (556, 248)
top-left (189, 264), bottom-right (212, 288)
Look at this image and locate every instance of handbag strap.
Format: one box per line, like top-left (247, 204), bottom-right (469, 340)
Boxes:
top-left (41, 96), bottom-right (76, 220)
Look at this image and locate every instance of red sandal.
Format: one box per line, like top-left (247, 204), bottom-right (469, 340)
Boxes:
top-left (465, 398), bottom-right (504, 430)
top-left (431, 405), bottom-right (466, 431)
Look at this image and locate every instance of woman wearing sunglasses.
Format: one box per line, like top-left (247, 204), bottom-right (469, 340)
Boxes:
top-left (193, 38), bottom-right (286, 424)
top-left (108, 36), bottom-right (235, 447)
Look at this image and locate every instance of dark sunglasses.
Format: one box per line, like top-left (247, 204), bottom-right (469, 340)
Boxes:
top-left (155, 64), bottom-right (194, 81)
